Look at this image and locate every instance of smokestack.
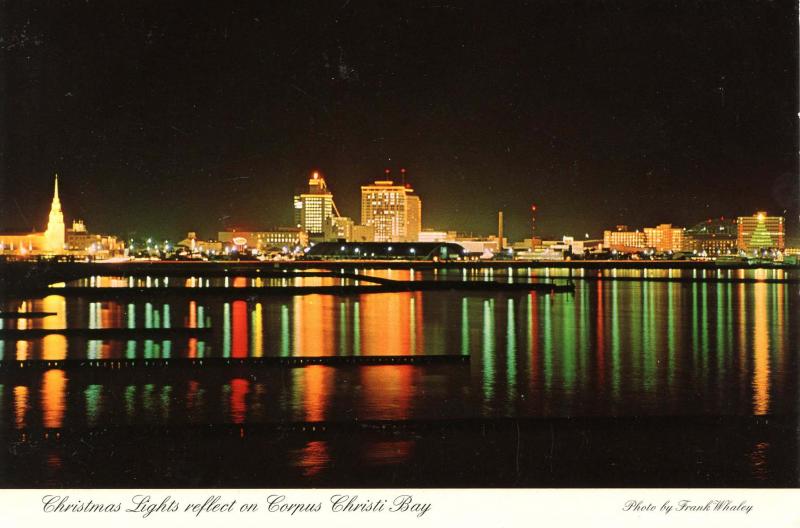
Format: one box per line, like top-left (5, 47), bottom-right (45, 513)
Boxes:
top-left (498, 211), bottom-right (504, 251)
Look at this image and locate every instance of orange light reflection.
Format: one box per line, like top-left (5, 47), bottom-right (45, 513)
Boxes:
top-left (41, 369), bottom-right (67, 429)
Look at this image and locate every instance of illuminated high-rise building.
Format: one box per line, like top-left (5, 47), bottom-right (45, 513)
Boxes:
top-left (361, 177), bottom-right (421, 242)
top-left (293, 171), bottom-right (340, 236)
top-left (43, 174), bottom-right (65, 253)
top-left (405, 192), bottom-right (421, 243)
top-left (643, 224), bottom-right (684, 252)
top-left (737, 212), bottom-right (785, 252)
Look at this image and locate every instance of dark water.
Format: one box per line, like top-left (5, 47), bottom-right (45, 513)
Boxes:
top-left (1, 270), bottom-right (797, 487)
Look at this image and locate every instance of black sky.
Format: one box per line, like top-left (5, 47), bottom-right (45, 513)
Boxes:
top-left (2, 0), bottom-right (798, 242)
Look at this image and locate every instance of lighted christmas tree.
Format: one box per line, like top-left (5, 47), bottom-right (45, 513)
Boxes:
top-left (749, 216), bottom-right (773, 249)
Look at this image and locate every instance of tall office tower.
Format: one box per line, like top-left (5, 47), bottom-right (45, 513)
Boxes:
top-left (737, 212), bottom-right (785, 251)
top-left (293, 171), bottom-right (340, 236)
top-left (361, 177), bottom-right (422, 242)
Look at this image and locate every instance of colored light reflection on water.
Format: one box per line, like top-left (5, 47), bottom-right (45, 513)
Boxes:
top-left (1, 278), bottom-right (798, 484)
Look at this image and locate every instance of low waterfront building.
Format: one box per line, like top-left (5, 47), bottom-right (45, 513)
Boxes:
top-left (322, 217), bottom-right (376, 243)
top-left (0, 231), bottom-right (40, 254)
top-left (218, 228), bottom-right (307, 250)
top-left (350, 224), bottom-right (375, 242)
top-left (603, 226), bottom-right (646, 252)
top-left (304, 241), bottom-right (466, 261)
top-left (515, 247), bottom-right (565, 261)
top-left (452, 238), bottom-right (504, 256)
top-left (418, 229), bottom-right (456, 242)
top-left (177, 232), bottom-right (224, 254)
top-left (65, 220), bottom-right (124, 255)
top-left (512, 237), bottom-right (544, 251)
top-left (684, 217), bottom-right (738, 255)
top-left (323, 216), bottom-right (354, 241)
top-left (605, 224), bottom-right (684, 253)
top-left (514, 236), bottom-right (601, 260)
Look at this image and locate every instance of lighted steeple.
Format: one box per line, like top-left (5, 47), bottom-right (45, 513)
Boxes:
top-left (44, 174), bottom-right (65, 253)
top-left (53, 174), bottom-right (60, 206)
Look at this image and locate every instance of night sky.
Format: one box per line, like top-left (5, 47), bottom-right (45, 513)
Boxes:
top-left (2, 0), bottom-right (798, 242)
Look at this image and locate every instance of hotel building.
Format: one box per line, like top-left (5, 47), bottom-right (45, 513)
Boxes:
top-left (602, 225), bottom-right (646, 251)
top-left (360, 179), bottom-right (422, 242)
top-left (737, 212), bottom-right (785, 251)
top-left (643, 224), bottom-right (685, 252)
top-left (218, 228), bottom-right (307, 250)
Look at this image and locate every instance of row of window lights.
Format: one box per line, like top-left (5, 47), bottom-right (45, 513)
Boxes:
top-left (339, 246), bottom-right (416, 255)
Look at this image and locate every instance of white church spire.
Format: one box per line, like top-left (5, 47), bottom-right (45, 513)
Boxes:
top-left (44, 173), bottom-right (65, 253)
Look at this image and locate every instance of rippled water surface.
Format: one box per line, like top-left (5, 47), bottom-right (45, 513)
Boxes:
top-left (1, 270), bottom-right (797, 487)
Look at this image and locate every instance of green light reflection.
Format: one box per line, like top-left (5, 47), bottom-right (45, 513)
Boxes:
top-left (280, 304), bottom-right (290, 357)
top-left (482, 299), bottom-right (495, 401)
top-left (506, 298), bottom-right (517, 407)
top-left (461, 297), bottom-right (469, 356)
top-left (223, 302), bottom-right (231, 358)
top-left (339, 302), bottom-right (347, 356)
top-left (543, 295), bottom-right (553, 392)
top-left (353, 301), bottom-right (361, 356)
top-left (85, 384), bottom-right (102, 428)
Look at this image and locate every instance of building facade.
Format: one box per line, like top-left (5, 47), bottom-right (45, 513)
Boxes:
top-left (177, 232), bottom-right (224, 254)
top-left (405, 192), bottom-right (422, 243)
top-left (323, 216), bottom-right (354, 241)
top-left (360, 179), bottom-right (421, 242)
top-left (418, 230), bottom-right (455, 242)
top-left (737, 212), bottom-right (785, 251)
top-left (293, 172), bottom-right (339, 236)
top-left (64, 220), bottom-right (123, 255)
top-left (305, 241), bottom-right (465, 261)
top-left (603, 227), bottom-right (647, 251)
top-left (350, 224), bottom-right (375, 242)
top-left (643, 224), bottom-right (685, 252)
top-left (218, 228), bottom-right (307, 250)
top-left (684, 218), bottom-right (737, 254)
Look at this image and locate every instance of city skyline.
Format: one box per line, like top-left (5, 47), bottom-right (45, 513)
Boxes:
top-left (6, 164), bottom-right (800, 245)
top-left (0, 171), bottom-right (793, 258)
top-left (2, 1), bottom-right (797, 241)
